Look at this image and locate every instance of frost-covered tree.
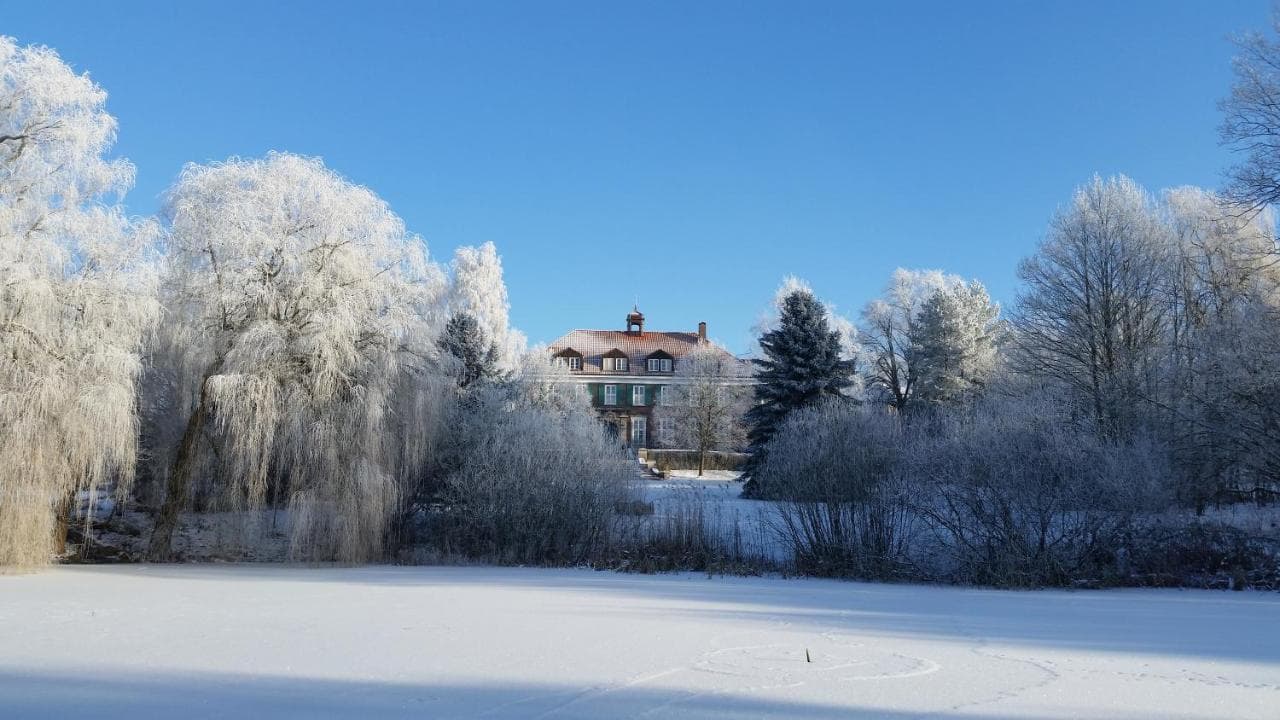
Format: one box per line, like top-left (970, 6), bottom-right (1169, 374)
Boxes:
top-left (450, 242), bottom-right (525, 371)
top-left (654, 345), bottom-right (750, 476)
top-left (859, 268), bottom-right (965, 411)
top-left (0, 38), bottom-right (157, 567)
top-left (147, 152), bottom-right (445, 562)
top-left (755, 276), bottom-right (860, 364)
top-left (1014, 175), bottom-right (1168, 437)
top-left (1221, 10), bottom-right (1280, 232)
top-left (912, 281), bottom-right (1003, 406)
top-left (742, 287), bottom-right (855, 498)
top-left (1160, 188), bottom-right (1280, 505)
top-left (512, 345), bottom-right (593, 417)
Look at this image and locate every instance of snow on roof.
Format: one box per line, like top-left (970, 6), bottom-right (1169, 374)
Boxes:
top-left (548, 329), bottom-right (722, 361)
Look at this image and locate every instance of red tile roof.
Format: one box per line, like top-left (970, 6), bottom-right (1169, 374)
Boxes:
top-left (549, 329), bottom-right (733, 374)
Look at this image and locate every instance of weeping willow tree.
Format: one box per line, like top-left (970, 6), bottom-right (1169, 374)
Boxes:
top-left (0, 38), bottom-right (158, 568)
top-left (147, 152), bottom-right (445, 562)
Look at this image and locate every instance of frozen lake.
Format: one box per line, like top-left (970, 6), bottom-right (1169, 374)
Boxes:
top-left (1, 565), bottom-right (1276, 718)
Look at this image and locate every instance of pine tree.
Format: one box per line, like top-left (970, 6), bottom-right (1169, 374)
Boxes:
top-left (439, 312), bottom-right (500, 388)
top-left (741, 289), bottom-right (856, 498)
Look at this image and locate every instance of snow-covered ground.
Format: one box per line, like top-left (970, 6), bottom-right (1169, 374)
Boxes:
top-left (1, 566), bottom-right (1276, 719)
top-left (663, 470), bottom-right (744, 481)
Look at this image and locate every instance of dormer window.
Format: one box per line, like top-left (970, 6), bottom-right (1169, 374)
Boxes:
top-left (554, 348), bottom-right (583, 372)
top-left (646, 358), bottom-right (672, 372)
top-left (602, 349), bottom-right (628, 372)
top-left (644, 350), bottom-right (674, 373)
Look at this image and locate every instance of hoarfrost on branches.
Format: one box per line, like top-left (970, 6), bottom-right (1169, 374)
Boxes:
top-left (449, 241), bottom-right (526, 372)
top-left (147, 152), bottom-right (446, 562)
top-left (0, 37), bottom-right (157, 568)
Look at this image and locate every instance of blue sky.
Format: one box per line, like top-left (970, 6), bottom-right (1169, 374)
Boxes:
top-left (5, 1), bottom-right (1269, 353)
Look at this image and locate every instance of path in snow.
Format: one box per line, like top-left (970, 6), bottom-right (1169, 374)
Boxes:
top-left (1, 565), bottom-right (1277, 719)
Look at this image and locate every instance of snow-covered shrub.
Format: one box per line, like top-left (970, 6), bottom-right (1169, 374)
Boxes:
top-left (423, 385), bottom-right (636, 565)
top-left (755, 401), bottom-right (922, 579)
top-left (912, 397), bottom-right (1171, 587)
top-left (1123, 516), bottom-right (1280, 590)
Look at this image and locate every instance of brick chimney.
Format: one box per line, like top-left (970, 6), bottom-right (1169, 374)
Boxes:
top-left (697, 321), bottom-right (707, 342)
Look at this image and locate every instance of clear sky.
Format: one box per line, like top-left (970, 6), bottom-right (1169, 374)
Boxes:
top-left (4, 1), bottom-right (1270, 353)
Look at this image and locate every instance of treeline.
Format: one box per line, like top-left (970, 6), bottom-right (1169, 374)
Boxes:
top-left (0, 38), bottom-right (634, 568)
top-left (736, 68), bottom-right (1280, 585)
top-left (747, 178), bottom-right (1279, 501)
top-left (739, 178), bottom-right (1279, 586)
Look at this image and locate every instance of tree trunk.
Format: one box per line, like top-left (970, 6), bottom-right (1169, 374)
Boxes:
top-left (148, 386), bottom-right (209, 561)
top-left (698, 446), bottom-right (706, 477)
top-left (53, 487), bottom-right (76, 558)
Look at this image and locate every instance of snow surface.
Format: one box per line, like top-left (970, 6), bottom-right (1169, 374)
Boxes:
top-left (663, 470), bottom-right (744, 481)
top-left (1, 565), bottom-right (1277, 719)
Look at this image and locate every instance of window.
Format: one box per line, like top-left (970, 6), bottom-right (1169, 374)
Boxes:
top-left (556, 351), bottom-right (582, 371)
top-left (630, 416), bottom-right (647, 446)
top-left (632, 385), bottom-right (645, 405)
top-left (658, 417), bottom-right (675, 445)
top-left (656, 385), bottom-right (667, 405)
top-left (603, 355), bottom-right (628, 372)
top-left (646, 357), bottom-right (674, 372)
top-left (604, 384), bottom-right (617, 405)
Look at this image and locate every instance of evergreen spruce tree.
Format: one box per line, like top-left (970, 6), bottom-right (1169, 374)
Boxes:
top-left (741, 289), bottom-right (856, 498)
top-left (439, 312), bottom-right (501, 388)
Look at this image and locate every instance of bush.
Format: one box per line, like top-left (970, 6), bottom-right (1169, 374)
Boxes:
top-left (421, 388), bottom-right (637, 565)
top-left (749, 397), bottom-right (1179, 587)
top-left (1123, 518), bottom-right (1280, 590)
top-left (910, 398), bottom-right (1171, 587)
top-left (753, 402), bottom-right (922, 579)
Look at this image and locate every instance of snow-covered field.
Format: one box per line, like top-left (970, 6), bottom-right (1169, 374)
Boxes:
top-left (2, 566), bottom-right (1276, 719)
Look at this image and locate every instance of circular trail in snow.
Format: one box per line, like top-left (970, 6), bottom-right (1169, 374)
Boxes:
top-left (694, 635), bottom-right (940, 684)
